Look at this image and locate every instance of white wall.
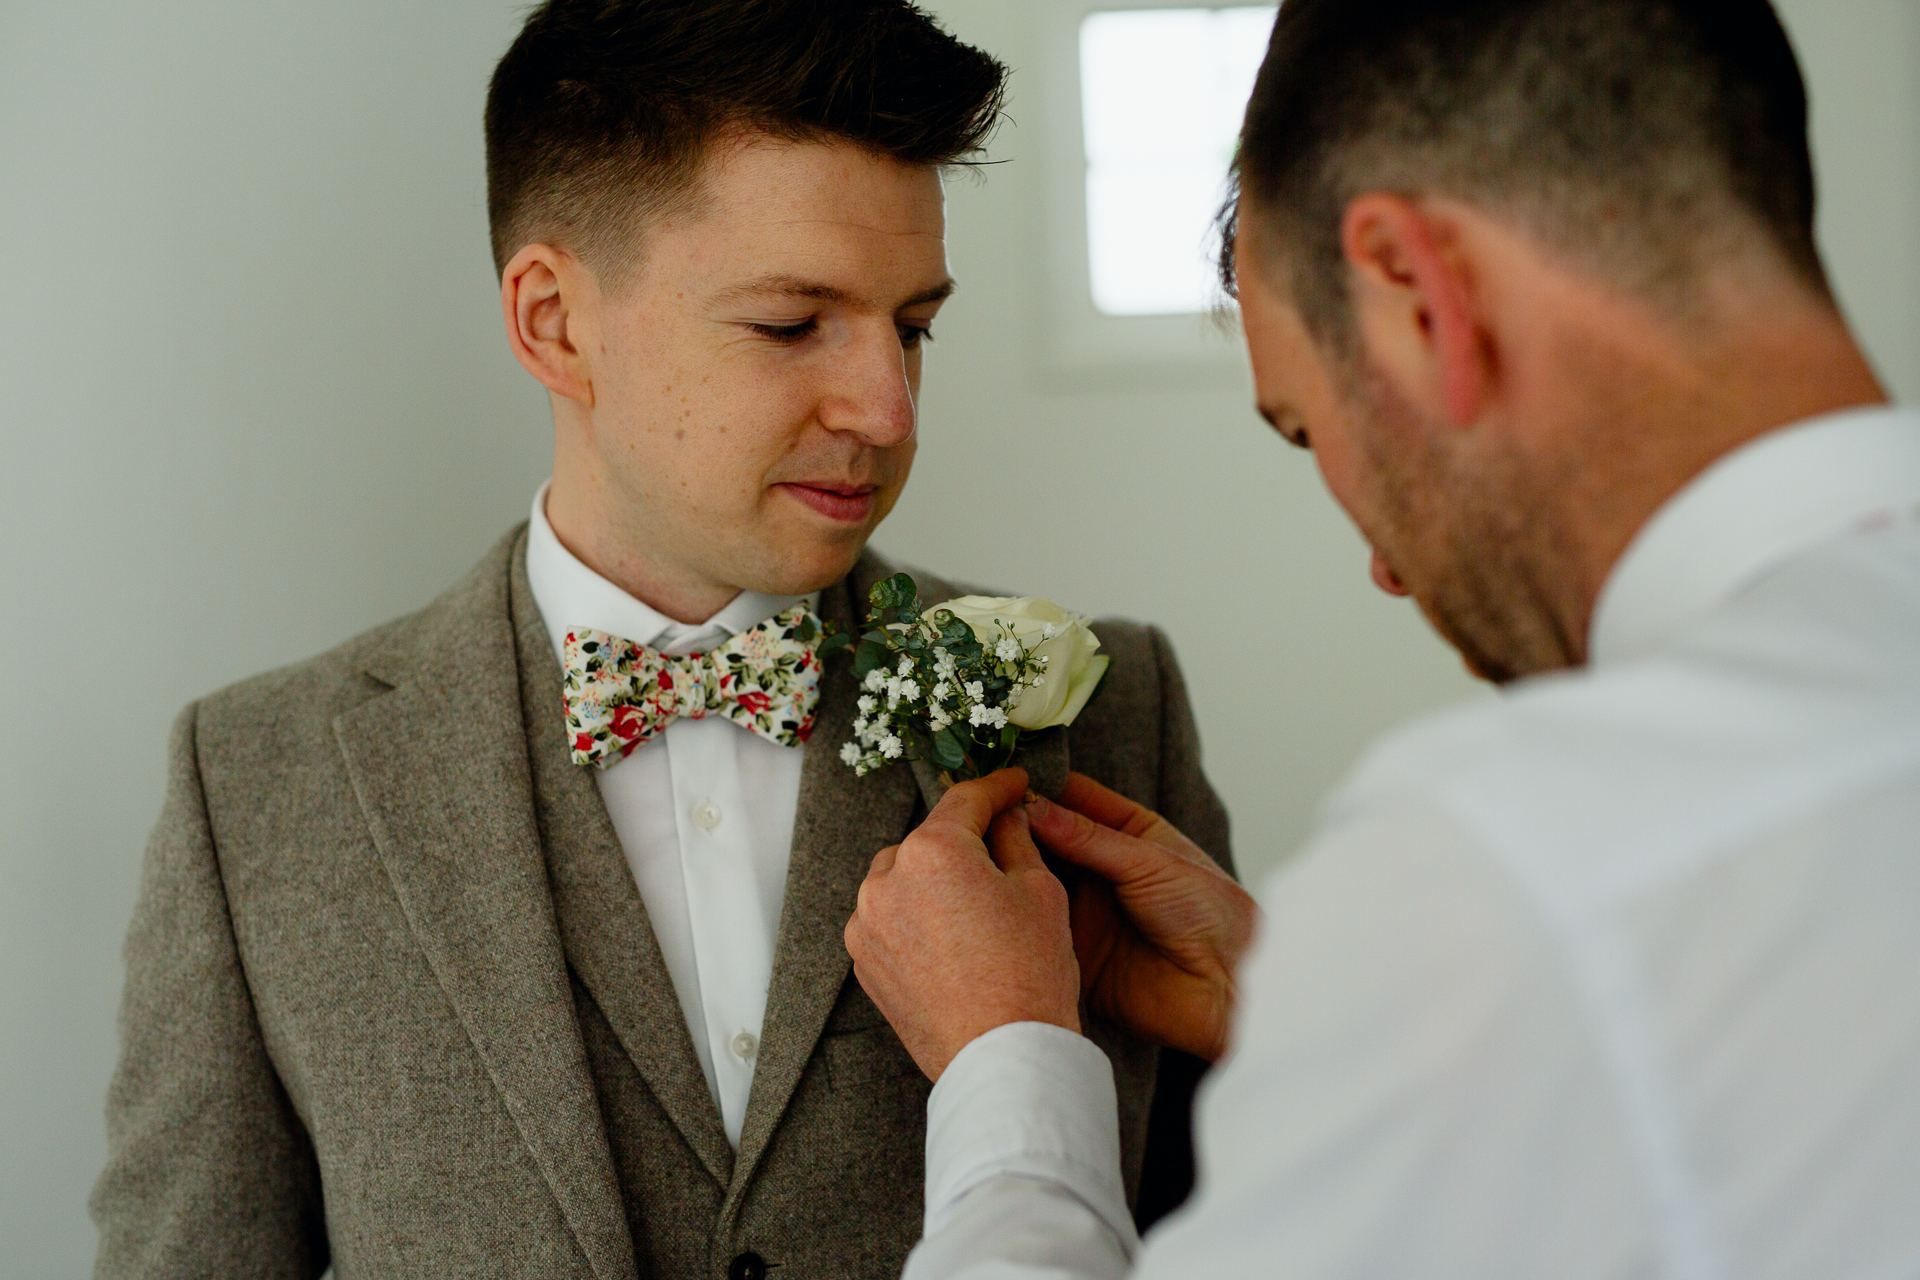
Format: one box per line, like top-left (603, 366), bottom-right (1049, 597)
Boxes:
top-left (0, 5), bottom-right (547, 1275)
top-left (1, 1), bottom-right (1914, 1273)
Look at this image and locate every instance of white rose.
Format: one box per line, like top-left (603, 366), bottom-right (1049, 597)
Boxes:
top-left (937, 595), bottom-right (1111, 731)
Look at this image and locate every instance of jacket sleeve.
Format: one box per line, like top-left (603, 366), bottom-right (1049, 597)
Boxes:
top-left (92, 704), bottom-right (329, 1280)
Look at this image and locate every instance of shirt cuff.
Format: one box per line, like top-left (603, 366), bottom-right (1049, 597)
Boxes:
top-left (923, 1022), bottom-right (1136, 1248)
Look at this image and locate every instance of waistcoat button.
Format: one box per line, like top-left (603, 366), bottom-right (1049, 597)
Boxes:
top-left (727, 1252), bottom-right (768, 1280)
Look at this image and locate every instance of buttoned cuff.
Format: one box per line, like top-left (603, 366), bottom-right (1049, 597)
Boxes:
top-left (923, 1022), bottom-right (1137, 1250)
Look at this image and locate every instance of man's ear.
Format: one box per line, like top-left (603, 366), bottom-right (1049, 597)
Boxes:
top-left (500, 242), bottom-right (596, 408)
top-left (1340, 194), bottom-right (1488, 428)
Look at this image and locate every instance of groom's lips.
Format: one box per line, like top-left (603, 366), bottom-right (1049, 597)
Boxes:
top-left (778, 482), bottom-right (876, 523)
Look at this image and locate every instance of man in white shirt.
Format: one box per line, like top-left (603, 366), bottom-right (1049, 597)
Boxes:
top-left (92, 3), bottom-right (1230, 1278)
top-left (843, 1), bottom-right (1920, 1276)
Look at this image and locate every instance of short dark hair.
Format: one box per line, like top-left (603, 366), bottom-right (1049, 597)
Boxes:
top-left (485, 0), bottom-right (1007, 277)
top-left (1224, 0), bottom-right (1829, 344)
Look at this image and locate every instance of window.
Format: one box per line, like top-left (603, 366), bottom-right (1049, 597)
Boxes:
top-left (1030, 2), bottom-right (1276, 375)
top-left (1080, 7), bottom-right (1278, 316)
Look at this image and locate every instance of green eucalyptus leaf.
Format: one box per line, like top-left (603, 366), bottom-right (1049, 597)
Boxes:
top-left (931, 727), bottom-right (967, 771)
top-left (852, 639), bottom-right (887, 678)
top-left (818, 630), bottom-right (852, 657)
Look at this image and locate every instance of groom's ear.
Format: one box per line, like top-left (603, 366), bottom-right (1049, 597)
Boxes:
top-left (501, 242), bottom-right (598, 409)
top-left (1340, 194), bottom-right (1490, 431)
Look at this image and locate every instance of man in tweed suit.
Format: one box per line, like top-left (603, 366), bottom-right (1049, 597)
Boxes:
top-left (90, 3), bottom-right (1232, 1278)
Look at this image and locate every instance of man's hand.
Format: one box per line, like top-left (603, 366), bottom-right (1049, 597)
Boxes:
top-left (845, 768), bottom-right (1083, 1081)
top-left (1030, 773), bottom-right (1257, 1062)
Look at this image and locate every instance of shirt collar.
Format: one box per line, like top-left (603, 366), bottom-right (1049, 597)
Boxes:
top-left (1589, 403), bottom-right (1920, 668)
top-left (524, 482), bottom-right (815, 663)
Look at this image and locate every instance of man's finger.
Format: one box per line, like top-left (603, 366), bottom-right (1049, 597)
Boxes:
top-left (868, 843), bottom-right (900, 877)
top-left (1056, 771), bottom-right (1152, 833)
top-left (1050, 773), bottom-right (1205, 860)
top-left (921, 767), bottom-right (1031, 843)
top-left (984, 807), bottom-right (1045, 876)
top-left (1026, 795), bottom-right (1177, 886)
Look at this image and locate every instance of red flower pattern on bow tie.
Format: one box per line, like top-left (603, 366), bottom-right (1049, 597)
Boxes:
top-left (562, 604), bottom-right (826, 767)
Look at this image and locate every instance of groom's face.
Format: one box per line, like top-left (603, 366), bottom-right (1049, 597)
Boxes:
top-left (554, 134), bottom-right (951, 602)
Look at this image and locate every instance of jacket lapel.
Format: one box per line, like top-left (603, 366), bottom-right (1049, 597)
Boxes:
top-left (725, 552), bottom-right (1078, 1198)
top-left (728, 555), bottom-right (923, 1199)
top-left (909, 726), bottom-right (1071, 809)
top-left (333, 529), bottom-right (636, 1280)
top-left (507, 545), bottom-right (737, 1188)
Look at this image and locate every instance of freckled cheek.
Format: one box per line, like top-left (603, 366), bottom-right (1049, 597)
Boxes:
top-left (867, 442), bottom-right (918, 522)
top-left (890, 437), bottom-right (919, 485)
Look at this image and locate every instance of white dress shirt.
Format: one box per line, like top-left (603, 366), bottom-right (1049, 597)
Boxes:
top-left (909, 404), bottom-right (1920, 1280)
top-left (524, 486), bottom-right (813, 1148)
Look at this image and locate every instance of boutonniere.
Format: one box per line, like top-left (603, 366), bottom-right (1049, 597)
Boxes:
top-left (838, 573), bottom-right (1111, 781)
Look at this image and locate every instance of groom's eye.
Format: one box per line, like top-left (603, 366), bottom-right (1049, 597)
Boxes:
top-left (748, 317), bottom-right (820, 343)
top-left (897, 322), bottom-right (934, 350)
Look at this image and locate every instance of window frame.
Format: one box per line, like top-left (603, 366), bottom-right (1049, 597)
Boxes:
top-left (1030, 0), bottom-right (1263, 377)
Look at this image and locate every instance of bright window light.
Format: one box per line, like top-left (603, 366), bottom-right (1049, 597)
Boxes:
top-left (1080, 6), bottom-right (1276, 317)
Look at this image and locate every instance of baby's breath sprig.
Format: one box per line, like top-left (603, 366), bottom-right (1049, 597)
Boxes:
top-left (839, 573), bottom-right (1055, 781)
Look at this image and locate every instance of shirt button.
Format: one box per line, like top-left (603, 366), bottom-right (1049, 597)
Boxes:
top-left (730, 1030), bottom-right (759, 1060)
top-left (728, 1252), bottom-right (768, 1280)
top-left (691, 800), bottom-right (722, 831)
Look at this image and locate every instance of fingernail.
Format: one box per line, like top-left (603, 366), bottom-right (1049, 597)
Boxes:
top-left (1024, 792), bottom-right (1050, 815)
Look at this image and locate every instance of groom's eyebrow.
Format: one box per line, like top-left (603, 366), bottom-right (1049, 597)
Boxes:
top-left (710, 273), bottom-right (956, 309)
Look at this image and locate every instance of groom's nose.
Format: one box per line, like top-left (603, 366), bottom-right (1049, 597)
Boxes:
top-left (816, 327), bottom-right (917, 448)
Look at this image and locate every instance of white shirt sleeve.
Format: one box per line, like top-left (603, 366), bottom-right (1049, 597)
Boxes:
top-left (910, 799), bottom-right (1651, 1280)
top-left (906, 1022), bottom-right (1139, 1280)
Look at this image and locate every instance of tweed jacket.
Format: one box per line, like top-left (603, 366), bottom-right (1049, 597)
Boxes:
top-left (92, 528), bottom-right (1233, 1280)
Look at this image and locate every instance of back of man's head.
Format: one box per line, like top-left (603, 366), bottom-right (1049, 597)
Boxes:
top-left (485, 0), bottom-right (1006, 280)
top-left (1229, 0), bottom-right (1828, 346)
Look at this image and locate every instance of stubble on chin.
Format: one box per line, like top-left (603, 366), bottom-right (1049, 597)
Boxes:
top-left (1352, 368), bottom-right (1585, 685)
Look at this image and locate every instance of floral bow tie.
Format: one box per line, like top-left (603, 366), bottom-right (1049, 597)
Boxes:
top-left (563, 604), bottom-right (827, 768)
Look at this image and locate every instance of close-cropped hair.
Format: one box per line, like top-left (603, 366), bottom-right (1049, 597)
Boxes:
top-left (1223, 0), bottom-right (1830, 346)
top-left (485, 0), bottom-right (1007, 280)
